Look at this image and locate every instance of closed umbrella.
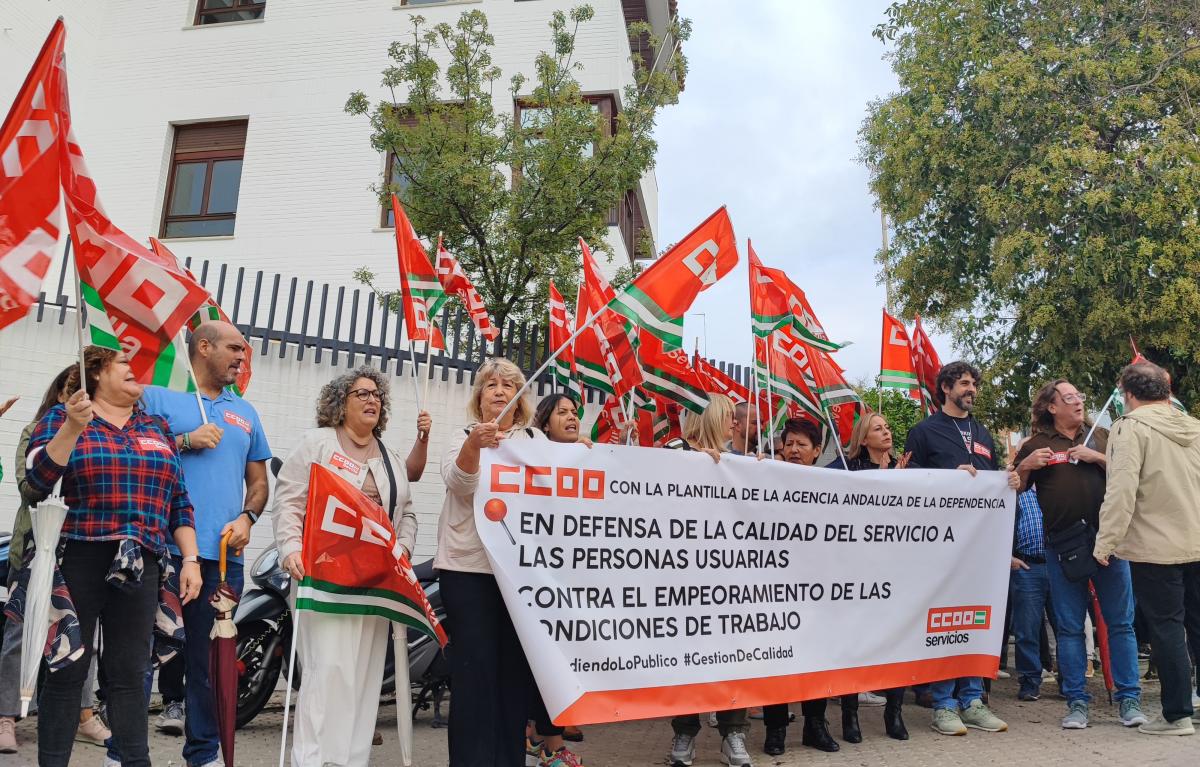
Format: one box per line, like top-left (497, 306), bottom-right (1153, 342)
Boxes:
top-left (210, 532), bottom-right (240, 766)
top-left (1088, 581), bottom-right (1114, 704)
top-left (19, 488), bottom-right (69, 716)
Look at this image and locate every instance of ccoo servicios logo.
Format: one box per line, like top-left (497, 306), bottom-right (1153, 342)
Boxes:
top-left (924, 605), bottom-right (991, 647)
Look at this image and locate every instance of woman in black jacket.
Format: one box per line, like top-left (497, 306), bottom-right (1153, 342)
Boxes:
top-left (825, 411), bottom-right (910, 742)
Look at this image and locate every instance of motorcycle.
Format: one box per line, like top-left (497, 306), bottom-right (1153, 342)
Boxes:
top-left (233, 544), bottom-right (450, 729)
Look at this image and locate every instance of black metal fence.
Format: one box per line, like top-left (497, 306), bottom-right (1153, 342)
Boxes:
top-left (33, 247), bottom-right (754, 403)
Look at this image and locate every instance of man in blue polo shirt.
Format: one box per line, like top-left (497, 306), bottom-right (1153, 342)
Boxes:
top-left (142, 320), bottom-right (271, 767)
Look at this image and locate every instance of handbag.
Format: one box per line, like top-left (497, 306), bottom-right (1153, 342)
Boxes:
top-left (1047, 519), bottom-right (1098, 583)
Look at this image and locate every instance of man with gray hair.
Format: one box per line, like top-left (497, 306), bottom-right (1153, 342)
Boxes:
top-left (1095, 361), bottom-right (1200, 736)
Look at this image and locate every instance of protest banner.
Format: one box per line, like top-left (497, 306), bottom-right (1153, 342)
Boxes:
top-left (475, 440), bottom-right (1015, 726)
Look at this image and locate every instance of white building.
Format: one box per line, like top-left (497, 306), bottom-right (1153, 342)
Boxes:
top-left (0, 0), bottom-right (678, 287)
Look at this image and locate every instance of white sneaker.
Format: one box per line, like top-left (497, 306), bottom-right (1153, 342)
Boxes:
top-left (669, 732), bottom-right (696, 766)
top-left (104, 757), bottom-right (121, 767)
top-left (858, 691), bottom-right (887, 706)
top-left (720, 731), bottom-right (752, 767)
top-left (1193, 693), bottom-right (1200, 722)
top-left (706, 712), bottom-right (718, 727)
top-left (996, 669), bottom-right (1011, 679)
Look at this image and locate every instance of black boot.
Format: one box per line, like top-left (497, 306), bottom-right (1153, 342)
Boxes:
top-left (841, 709), bottom-right (862, 743)
top-left (884, 703), bottom-right (909, 741)
top-left (762, 726), bottom-right (786, 756)
top-left (801, 717), bottom-right (839, 752)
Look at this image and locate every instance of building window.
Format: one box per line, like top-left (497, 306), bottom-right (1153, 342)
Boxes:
top-left (398, 0), bottom-right (455, 5)
top-left (162, 121), bottom-right (247, 239)
top-left (514, 95), bottom-right (616, 156)
top-left (195, 0), bottom-right (266, 26)
top-left (381, 152), bottom-right (415, 228)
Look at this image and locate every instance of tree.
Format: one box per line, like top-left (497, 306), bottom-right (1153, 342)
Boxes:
top-left (346, 5), bottom-right (689, 335)
top-left (860, 0), bottom-right (1200, 426)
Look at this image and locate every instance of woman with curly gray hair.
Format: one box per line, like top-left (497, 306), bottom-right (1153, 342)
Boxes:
top-left (272, 365), bottom-right (430, 766)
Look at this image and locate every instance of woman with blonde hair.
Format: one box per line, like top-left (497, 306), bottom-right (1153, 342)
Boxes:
top-left (668, 393), bottom-right (753, 767)
top-left (825, 409), bottom-right (909, 743)
top-left (828, 411), bottom-right (907, 471)
top-left (437, 358), bottom-right (548, 767)
top-left (274, 366), bottom-right (425, 766)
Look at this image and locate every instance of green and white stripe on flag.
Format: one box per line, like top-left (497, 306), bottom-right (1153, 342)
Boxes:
top-left (296, 578), bottom-right (442, 643)
top-left (577, 358), bottom-right (615, 396)
top-left (80, 280), bottom-right (122, 351)
top-left (751, 311), bottom-right (790, 339)
top-left (878, 368), bottom-right (920, 390)
top-left (641, 364), bottom-right (708, 414)
top-left (610, 285), bottom-right (685, 349)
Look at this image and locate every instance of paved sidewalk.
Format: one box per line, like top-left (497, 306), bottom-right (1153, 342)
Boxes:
top-left (3, 672), bottom-right (1196, 765)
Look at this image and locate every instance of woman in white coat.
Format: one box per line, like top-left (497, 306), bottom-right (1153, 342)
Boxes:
top-left (274, 366), bottom-right (427, 767)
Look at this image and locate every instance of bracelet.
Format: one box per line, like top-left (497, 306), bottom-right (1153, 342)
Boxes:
top-left (182, 555), bottom-right (199, 564)
top-left (181, 432), bottom-right (192, 451)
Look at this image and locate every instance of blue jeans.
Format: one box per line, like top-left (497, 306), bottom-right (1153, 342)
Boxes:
top-left (1009, 562), bottom-right (1051, 692)
top-left (1045, 545), bottom-right (1140, 704)
top-left (930, 677), bottom-right (984, 711)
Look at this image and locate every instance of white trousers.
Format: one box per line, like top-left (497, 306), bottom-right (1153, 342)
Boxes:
top-left (292, 611), bottom-right (389, 767)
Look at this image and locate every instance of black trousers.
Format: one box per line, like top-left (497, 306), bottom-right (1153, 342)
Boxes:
top-left (1129, 561), bottom-right (1200, 722)
top-left (763, 688), bottom-right (904, 730)
top-left (38, 540), bottom-right (158, 767)
top-left (440, 569), bottom-right (532, 767)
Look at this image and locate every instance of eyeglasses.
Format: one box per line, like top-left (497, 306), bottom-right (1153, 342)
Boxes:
top-left (348, 388), bottom-right (383, 403)
top-left (1058, 392), bottom-right (1086, 404)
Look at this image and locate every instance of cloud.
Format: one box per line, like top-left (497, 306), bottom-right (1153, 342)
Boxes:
top-left (655, 0), bottom-right (901, 384)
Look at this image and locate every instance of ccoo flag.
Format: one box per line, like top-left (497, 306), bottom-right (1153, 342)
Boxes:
top-left (0, 20), bottom-right (67, 331)
top-left (609, 207), bottom-right (738, 348)
top-left (296, 463), bottom-right (447, 646)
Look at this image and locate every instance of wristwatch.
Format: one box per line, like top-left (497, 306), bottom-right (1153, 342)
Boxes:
top-left (241, 508), bottom-right (260, 524)
top-left (182, 555), bottom-right (199, 564)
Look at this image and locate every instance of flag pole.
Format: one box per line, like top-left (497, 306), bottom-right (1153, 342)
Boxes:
top-left (1081, 389), bottom-right (1117, 450)
top-left (180, 330), bottom-right (209, 425)
top-left (278, 606), bottom-right (302, 767)
top-left (69, 238), bottom-right (88, 396)
top-left (494, 306), bottom-right (606, 425)
top-left (763, 336), bottom-right (776, 458)
top-left (823, 404), bottom-right (848, 465)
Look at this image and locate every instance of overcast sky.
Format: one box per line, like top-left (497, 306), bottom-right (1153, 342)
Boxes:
top-left (654, 0), bottom-right (901, 385)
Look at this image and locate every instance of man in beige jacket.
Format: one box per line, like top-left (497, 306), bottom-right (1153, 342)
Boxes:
top-left (1094, 361), bottom-right (1200, 736)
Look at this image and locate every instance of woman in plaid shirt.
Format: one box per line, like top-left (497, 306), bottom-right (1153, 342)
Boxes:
top-left (24, 346), bottom-right (202, 767)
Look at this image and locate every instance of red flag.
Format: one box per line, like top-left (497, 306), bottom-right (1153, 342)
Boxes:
top-left (651, 393), bottom-right (683, 447)
top-left (60, 129), bottom-right (211, 383)
top-left (577, 241), bottom-right (642, 398)
top-left (435, 235), bottom-right (498, 342)
top-left (910, 315), bottom-right (943, 415)
top-left (298, 463), bottom-right (447, 646)
top-left (0, 20), bottom-right (67, 331)
top-left (693, 353), bottom-right (750, 404)
top-left (390, 195), bottom-right (445, 349)
top-left (755, 332), bottom-right (824, 424)
top-left (589, 395), bottom-right (629, 444)
top-left (610, 207), bottom-right (739, 347)
top-left (148, 238), bottom-right (253, 395)
top-left (637, 328), bottom-right (709, 414)
top-left (880, 310), bottom-right (920, 403)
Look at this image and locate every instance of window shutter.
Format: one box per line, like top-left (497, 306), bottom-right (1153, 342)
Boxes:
top-left (174, 121), bottom-right (248, 156)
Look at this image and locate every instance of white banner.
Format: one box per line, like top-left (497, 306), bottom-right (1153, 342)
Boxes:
top-left (475, 440), bottom-right (1015, 725)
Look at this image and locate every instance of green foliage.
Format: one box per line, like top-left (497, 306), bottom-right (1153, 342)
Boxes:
top-left (861, 1), bottom-right (1200, 426)
top-left (347, 5), bottom-right (690, 334)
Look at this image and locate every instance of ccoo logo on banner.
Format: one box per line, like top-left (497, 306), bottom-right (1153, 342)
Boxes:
top-left (475, 440), bottom-right (1015, 726)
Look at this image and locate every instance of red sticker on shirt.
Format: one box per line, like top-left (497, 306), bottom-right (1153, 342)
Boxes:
top-left (223, 411), bottom-right (252, 434)
top-left (137, 437), bottom-right (172, 453)
top-left (329, 452), bottom-right (362, 475)
top-left (972, 442), bottom-right (992, 459)
top-left (1047, 451), bottom-right (1071, 465)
